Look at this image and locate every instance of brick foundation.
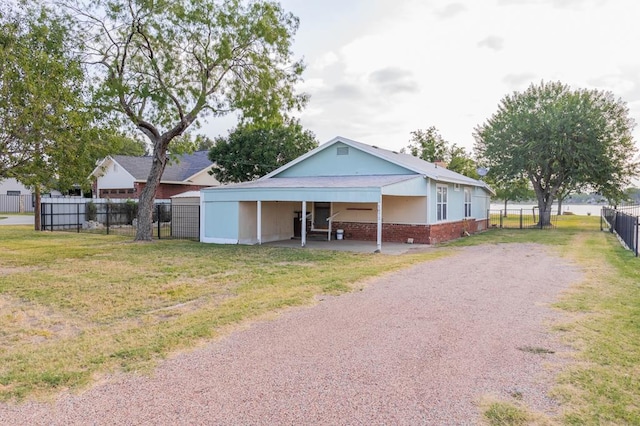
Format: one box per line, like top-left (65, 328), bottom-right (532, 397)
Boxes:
top-left (332, 219), bottom-right (488, 244)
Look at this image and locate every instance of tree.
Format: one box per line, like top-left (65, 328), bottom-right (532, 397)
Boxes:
top-left (0, 3), bottom-right (109, 230)
top-left (486, 176), bottom-right (533, 216)
top-left (208, 120), bottom-right (317, 183)
top-left (474, 81), bottom-right (638, 226)
top-left (404, 127), bottom-right (449, 163)
top-left (70, 0), bottom-right (306, 240)
top-left (447, 144), bottom-right (479, 179)
top-left (107, 133), bottom-right (149, 156)
top-left (404, 126), bottom-right (479, 178)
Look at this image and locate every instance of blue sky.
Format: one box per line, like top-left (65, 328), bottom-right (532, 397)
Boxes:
top-left (204, 0), bottom-right (640, 154)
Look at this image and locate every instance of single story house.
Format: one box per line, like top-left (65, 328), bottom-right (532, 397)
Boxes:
top-left (90, 151), bottom-right (219, 199)
top-left (200, 137), bottom-right (494, 251)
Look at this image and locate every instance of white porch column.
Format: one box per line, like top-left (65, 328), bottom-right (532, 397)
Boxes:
top-left (301, 201), bottom-right (307, 247)
top-left (257, 200), bottom-right (262, 245)
top-left (376, 195), bottom-right (382, 252)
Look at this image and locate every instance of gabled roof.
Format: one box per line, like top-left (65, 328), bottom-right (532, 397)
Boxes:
top-left (92, 151), bottom-right (213, 183)
top-left (261, 136), bottom-right (494, 193)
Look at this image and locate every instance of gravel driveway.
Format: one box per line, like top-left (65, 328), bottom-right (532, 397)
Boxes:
top-left (0, 243), bottom-right (581, 425)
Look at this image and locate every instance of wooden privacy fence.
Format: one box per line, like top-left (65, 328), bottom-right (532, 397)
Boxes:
top-left (0, 194), bottom-right (35, 213)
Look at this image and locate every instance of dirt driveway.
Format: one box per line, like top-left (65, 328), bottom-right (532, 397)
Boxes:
top-left (0, 243), bottom-right (581, 425)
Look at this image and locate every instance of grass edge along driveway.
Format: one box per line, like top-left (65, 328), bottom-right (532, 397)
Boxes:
top-left (0, 227), bottom-right (449, 401)
top-left (2, 216), bottom-right (640, 425)
top-left (445, 216), bottom-right (640, 425)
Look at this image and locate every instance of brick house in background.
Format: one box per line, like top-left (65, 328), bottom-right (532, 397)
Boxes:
top-left (90, 151), bottom-right (219, 199)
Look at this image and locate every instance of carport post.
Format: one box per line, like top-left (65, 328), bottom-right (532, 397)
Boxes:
top-left (301, 201), bottom-right (307, 247)
top-left (376, 196), bottom-right (382, 252)
top-left (257, 200), bottom-right (262, 245)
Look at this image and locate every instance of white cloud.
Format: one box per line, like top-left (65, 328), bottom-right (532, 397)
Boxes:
top-left (435, 2), bottom-right (468, 18)
top-left (477, 36), bottom-right (504, 51)
top-left (201, 0), bottom-right (640, 155)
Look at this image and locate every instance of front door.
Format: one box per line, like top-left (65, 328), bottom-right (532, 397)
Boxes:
top-left (313, 202), bottom-right (330, 229)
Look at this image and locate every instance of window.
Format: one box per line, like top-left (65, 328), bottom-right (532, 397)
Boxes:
top-left (436, 185), bottom-right (447, 221)
top-left (7, 190), bottom-right (20, 196)
top-left (464, 188), bottom-right (472, 218)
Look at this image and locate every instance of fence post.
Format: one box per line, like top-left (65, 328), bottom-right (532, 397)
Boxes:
top-left (157, 204), bottom-right (161, 239)
top-left (519, 209), bottom-right (523, 229)
top-left (106, 203), bottom-right (110, 235)
top-left (77, 203), bottom-right (80, 233)
top-left (635, 216), bottom-right (640, 257)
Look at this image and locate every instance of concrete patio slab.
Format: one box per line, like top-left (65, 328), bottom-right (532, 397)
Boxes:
top-left (263, 237), bottom-right (433, 255)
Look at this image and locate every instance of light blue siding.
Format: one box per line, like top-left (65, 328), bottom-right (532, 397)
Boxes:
top-left (203, 201), bottom-right (238, 239)
top-left (472, 187), bottom-right (491, 218)
top-left (276, 142), bottom-right (413, 177)
top-left (428, 180), bottom-right (491, 223)
top-left (382, 177), bottom-right (428, 196)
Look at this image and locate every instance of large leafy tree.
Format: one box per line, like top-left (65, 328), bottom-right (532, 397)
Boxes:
top-left (474, 81), bottom-right (637, 226)
top-left (404, 127), bottom-right (449, 163)
top-left (404, 126), bottom-right (479, 178)
top-left (447, 144), bottom-right (479, 179)
top-left (70, 0), bottom-right (306, 240)
top-left (208, 120), bottom-right (317, 183)
top-left (107, 133), bottom-right (149, 156)
top-left (0, 3), bottom-right (108, 229)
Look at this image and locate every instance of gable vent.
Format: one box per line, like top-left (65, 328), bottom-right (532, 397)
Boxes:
top-left (337, 146), bottom-right (349, 156)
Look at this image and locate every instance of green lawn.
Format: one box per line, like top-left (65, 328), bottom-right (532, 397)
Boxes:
top-left (1, 217), bottom-right (639, 425)
top-left (0, 226), bottom-right (449, 401)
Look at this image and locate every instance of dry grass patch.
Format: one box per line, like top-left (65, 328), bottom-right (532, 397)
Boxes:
top-left (0, 227), bottom-right (450, 401)
top-left (480, 396), bottom-right (555, 426)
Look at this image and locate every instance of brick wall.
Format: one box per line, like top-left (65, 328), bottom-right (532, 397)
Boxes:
top-left (332, 221), bottom-right (431, 244)
top-left (427, 219), bottom-right (486, 244)
top-left (99, 183), bottom-right (209, 200)
top-left (332, 219), bottom-right (487, 244)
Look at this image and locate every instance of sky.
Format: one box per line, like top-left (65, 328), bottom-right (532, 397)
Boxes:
top-left (203, 0), bottom-right (640, 154)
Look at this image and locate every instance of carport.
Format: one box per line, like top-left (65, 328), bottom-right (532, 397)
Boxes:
top-left (200, 175), bottom-right (426, 253)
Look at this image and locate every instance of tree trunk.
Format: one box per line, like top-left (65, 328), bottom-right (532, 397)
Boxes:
top-left (531, 181), bottom-right (555, 227)
top-left (537, 197), bottom-right (554, 227)
top-left (135, 140), bottom-right (169, 241)
top-left (503, 199), bottom-right (508, 217)
top-left (557, 196), bottom-right (563, 215)
top-left (34, 185), bottom-right (41, 231)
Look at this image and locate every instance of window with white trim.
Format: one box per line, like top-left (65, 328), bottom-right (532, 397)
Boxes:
top-left (464, 188), bottom-right (472, 218)
top-left (436, 185), bottom-right (448, 221)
